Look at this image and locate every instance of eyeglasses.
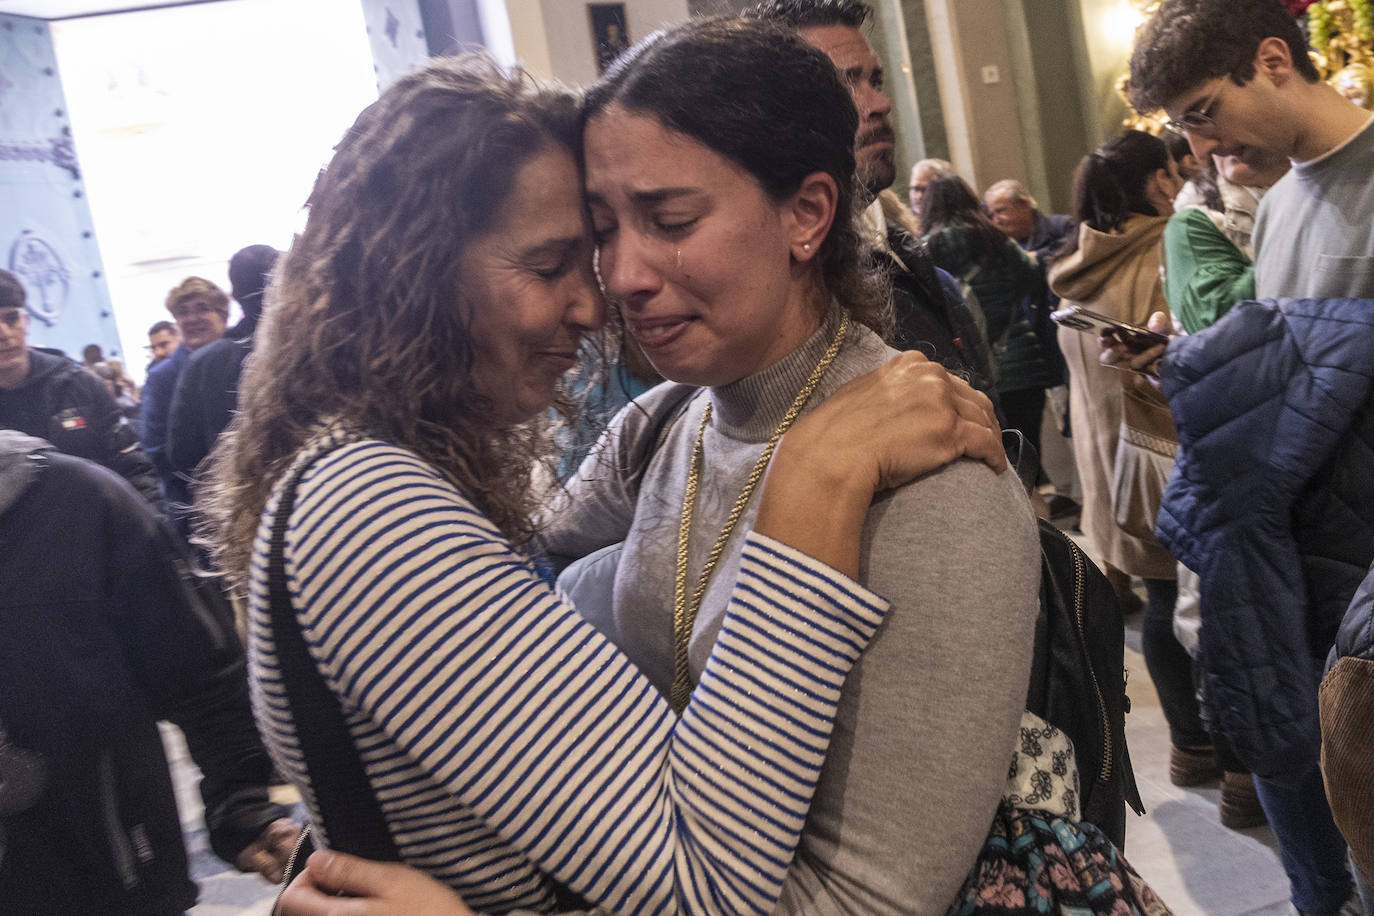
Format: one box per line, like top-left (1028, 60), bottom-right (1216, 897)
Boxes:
top-left (0, 309), bottom-right (26, 328)
top-left (1163, 80), bottom-right (1226, 135)
top-left (169, 300), bottom-right (219, 320)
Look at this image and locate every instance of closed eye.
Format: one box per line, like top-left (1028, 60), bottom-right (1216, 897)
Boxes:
top-left (654, 217), bottom-right (697, 236)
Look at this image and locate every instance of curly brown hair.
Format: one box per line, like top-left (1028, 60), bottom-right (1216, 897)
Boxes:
top-left (1127, 0), bottom-right (1318, 114)
top-left (199, 55), bottom-right (583, 586)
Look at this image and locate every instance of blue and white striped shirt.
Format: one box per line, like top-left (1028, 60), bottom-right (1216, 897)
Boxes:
top-left (248, 428), bottom-right (889, 914)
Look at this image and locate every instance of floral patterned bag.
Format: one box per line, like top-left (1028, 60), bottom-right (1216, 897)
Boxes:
top-left (947, 713), bottom-right (1172, 916)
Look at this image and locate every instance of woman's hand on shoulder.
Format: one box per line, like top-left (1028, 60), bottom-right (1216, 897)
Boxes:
top-left (756, 352), bottom-right (1002, 579)
top-left (278, 850), bottom-right (474, 916)
top-left (790, 350), bottom-right (1006, 494)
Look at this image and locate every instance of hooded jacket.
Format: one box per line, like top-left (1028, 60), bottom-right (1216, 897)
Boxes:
top-left (1048, 216), bottom-right (1177, 579)
top-left (0, 432), bottom-right (289, 913)
top-left (0, 349), bottom-right (160, 507)
top-left (1156, 297), bottom-right (1374, 779)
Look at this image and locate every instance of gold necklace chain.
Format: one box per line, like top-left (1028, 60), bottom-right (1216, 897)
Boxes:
top-left (670, 313), bottom-right (850, 715)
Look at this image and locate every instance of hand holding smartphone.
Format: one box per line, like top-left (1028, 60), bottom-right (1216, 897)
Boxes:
top-left (1052, 305), bottom-right (1172, 383)
top-left (1050, 305), bottom-right (1170, 349)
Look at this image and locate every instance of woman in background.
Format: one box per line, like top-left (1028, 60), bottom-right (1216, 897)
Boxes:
top-left (1163, 148), bottom-right (1289, 333)
top-left (1048, 130), bottom-right (1213, 789)
top-left (920, 173), bottom-right (1058, 481)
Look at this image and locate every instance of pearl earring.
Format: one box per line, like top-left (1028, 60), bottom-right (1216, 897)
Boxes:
top-left (803, 243), bottom-right (812, 252)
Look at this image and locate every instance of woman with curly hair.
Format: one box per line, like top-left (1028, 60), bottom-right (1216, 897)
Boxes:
top-left (202, 49), bottom-right (1005, 916)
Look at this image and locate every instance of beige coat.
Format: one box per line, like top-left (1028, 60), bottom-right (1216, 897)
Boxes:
top-left (1049, 215), bottom-right (1177, 579)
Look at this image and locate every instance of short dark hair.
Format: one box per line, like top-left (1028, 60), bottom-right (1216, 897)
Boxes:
top-left (1069, 130), bottom-right (1170, 237)
top-left (227, 244), bottom-right (281, 320)
top-left (148, 320), bottom-right (178, 337)
top-left (0, 270), bottom-right (24, 311)
top-left (1128, 0), bottom-right (1319, 114)
top-left (741, 0), bottom-right (870, 30)
top-left (584, 16), bottom-right (888, 336)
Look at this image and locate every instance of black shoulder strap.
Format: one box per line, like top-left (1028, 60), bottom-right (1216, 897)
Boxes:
top-left (268, 451), bottom-right (400, 861)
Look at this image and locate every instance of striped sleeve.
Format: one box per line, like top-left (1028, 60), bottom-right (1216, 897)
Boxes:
top-left (285, 440), bottom-right (889, 915)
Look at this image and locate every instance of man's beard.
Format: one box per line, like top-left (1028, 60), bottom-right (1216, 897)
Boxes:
top-left (856, 124), bottom-right (896, 197)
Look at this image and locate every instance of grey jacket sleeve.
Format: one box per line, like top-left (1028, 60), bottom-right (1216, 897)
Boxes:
top-left (774, 460), bottom-right (1041, 915)
top-left (540, 382), bottom-right (698, 568)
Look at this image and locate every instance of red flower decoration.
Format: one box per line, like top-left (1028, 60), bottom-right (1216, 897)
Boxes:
top-left (1286, 0), bottom-right (1316, 15)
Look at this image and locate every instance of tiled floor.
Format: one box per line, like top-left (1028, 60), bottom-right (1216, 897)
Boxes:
top-left (1115, 607), bottom-right (1292, 915)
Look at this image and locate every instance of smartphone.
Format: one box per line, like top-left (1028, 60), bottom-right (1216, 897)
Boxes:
top-left (1050, 305), bottom-right (1169, 349)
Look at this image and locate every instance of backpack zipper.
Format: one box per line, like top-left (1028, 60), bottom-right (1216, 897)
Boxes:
top-left (1070, 542), bottom-right (1113, 784)
top-left (272, 826), bottom-right (312, 916)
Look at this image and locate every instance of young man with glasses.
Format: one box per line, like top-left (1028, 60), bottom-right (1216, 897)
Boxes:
top-left (1129, 4), bottom-right (1374, 916)
top-left (0, 269), bottom-right (160, 506)
top-left (1130, 0), bottom-right (1373, 299)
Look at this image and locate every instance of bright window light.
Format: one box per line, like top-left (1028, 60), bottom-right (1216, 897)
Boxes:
top-left (52, 0), bottom-right (379, 381)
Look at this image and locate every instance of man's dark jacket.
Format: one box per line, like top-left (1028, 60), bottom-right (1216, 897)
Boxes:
top-left (1024, 210), bottom-right (1074, 266)
top-left (0, 434), bottom-right (289, 913)
top-left (884, 224), bottom-right (997, 402)
top-left (0, 349), bottom-right (159, 506)
top-left (167, 336), bottom-right (252, 477)
top-left (1156, 297), bottom-right (1374, 780)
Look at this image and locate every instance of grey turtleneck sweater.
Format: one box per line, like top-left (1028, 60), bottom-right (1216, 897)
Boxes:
top-left (546, 319), bottom-right (1040, 915)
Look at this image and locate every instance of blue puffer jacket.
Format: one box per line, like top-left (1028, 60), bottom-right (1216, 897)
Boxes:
top-left (1156, 297), bottom-right (1374, 780)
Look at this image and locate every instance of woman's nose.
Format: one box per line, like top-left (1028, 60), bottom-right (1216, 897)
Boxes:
top-left (599, 232), bottom-right (664, 307)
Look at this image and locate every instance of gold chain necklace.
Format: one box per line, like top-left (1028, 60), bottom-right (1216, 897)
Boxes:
top-left (670, 313), bottom-right (850, 715)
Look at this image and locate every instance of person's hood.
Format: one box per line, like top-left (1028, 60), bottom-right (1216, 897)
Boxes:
top-left (1048, 214), bottom-right (1167, 303)
top-left (0, 431), bottom-right (52, 517)
top-left (9, 348), bottom-right (72, 392)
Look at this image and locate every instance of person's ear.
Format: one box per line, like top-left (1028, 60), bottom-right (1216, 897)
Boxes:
top-left (1255, 35), bottom-right (1295, 85)
top-left (787, 171), bottom-right (839, 262)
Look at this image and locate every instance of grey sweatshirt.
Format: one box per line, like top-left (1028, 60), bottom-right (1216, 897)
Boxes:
top-left (1254, 114), bottom-right (1374, 299)
top-left (546, 319), bottom-right (1040, 915)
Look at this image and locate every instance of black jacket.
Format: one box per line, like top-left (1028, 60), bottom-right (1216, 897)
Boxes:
top-left (0, 434), bottom-right (289, 914)
top-left (167, 336), bottom-right (252, 477)
top-left (0, 349), bottom-right (160, 507)
top-left (884, 225), bottom-right (998, 404)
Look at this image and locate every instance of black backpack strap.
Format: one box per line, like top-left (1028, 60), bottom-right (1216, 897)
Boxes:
top-left (268, 450), bottom-right (400, 861)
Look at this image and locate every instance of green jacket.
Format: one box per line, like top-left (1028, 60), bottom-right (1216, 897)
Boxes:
top-left (1162, 208), bottom-right (1255, 334)
top-left (925, 227), bottom-right (1058, 394)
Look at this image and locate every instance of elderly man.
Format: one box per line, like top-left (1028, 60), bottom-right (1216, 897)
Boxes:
top-left (746, 0), bottom-right (995, 403)
top-left (141, 277), bottom-right (230, 527)
top-left (983, 179), bottom-right (1073, 266)
top-left (908, 157), bottom-right (952, 225)
top-left (0, 269), bottom-right (159, 505)
top-left (1130, 1), bottom-right (1374, 913)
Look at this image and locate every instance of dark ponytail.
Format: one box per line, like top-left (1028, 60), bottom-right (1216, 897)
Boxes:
top-left (1060, 130), bottom-right (1168, 257)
